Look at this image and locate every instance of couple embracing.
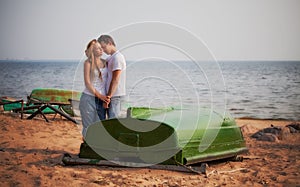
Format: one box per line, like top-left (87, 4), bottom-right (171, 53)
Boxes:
top-left (79, 35), bottom-right (126, 137)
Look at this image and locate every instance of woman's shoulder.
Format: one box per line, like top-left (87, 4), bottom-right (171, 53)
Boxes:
top-left (84, 59), bottom-right (91, 64)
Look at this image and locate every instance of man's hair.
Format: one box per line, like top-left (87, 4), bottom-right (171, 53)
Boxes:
top-left (97, 35), bottom-right (116, 46)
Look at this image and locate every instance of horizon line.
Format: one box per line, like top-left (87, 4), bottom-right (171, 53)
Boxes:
top-left (1, 59), bottom-right (300, 62)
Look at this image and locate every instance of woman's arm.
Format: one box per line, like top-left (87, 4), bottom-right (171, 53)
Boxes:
top-left (83, 60), bottom-right (109, 103)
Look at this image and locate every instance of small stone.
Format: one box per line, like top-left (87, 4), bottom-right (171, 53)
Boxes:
top-left (287, 126), bottom-right (298, 133)
top-left (279, 127), bottom-right (291, 140)
top-left (262, 126), bottom-right (281, 135)
top-left (257, 133), bottom-right (279, 142)
top-left (251, 131), bottom-right (264, 139)
top-left (287, 123), bottom-right (300, 131)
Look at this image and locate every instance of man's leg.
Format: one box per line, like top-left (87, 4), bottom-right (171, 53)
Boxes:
top-left (108, 96), bottom-right (124, 119)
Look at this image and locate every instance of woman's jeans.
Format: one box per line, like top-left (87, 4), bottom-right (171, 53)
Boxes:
top-left (79, 93), bottom-right (107, 137)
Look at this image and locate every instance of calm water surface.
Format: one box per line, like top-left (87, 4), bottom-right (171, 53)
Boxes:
top-left (0, 60), bottom-right (299, 120)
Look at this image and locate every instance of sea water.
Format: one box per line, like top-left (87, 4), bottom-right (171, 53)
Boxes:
top-left (0, 60), bottom-right (299, 120)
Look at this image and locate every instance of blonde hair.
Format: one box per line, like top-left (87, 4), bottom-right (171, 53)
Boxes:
top-left (85, 39), bottom-right (104, 81)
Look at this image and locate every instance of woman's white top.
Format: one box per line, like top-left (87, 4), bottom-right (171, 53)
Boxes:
top-left (83, 66), bottom-right (108, 96)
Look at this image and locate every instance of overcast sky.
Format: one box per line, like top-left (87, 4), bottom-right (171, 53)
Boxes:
top-left (0, 0), bottom-right (299, 61)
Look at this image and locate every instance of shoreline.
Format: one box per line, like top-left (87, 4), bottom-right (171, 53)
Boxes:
top-left (0, 113), bottom-right (299, 186)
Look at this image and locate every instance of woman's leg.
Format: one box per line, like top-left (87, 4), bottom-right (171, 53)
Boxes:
top-left (95, 97), bottom-right (107, 120)
top-left (79, 93), bottom-right (99, 137)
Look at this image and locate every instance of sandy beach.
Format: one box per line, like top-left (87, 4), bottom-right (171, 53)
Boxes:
top-left (0, 112), bottom-right (299, 187)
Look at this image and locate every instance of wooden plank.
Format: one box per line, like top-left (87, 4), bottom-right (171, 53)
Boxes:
top-left (62, 154), bottom-right (205, 174)
top-left (27, 105), bottom-right (49, 122)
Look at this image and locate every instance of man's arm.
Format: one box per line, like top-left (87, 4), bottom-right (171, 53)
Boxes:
top-left (107, 69), bottom-right (122, 98)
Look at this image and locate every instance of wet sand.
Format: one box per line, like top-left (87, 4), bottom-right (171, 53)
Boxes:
top-left (0, 113), bottom-right (299, 187)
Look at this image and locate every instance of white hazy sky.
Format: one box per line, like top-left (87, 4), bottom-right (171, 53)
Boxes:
top-left (0, 0), bottom-right (299, 61)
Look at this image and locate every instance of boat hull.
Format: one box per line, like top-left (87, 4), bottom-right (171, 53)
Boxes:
top-left (29, 88), bottom-right (81, 116)
top-left (80, 106), bottom-right (247, 165)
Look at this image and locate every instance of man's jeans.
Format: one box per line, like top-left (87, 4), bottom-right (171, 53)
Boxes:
top-left (108, 96), bottom-right (125, 119)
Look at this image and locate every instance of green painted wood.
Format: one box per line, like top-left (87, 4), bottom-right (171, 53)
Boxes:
top-left (29, 88), bottom-right (82, 116)
top-left (29, 88), bottom-right (81, 105)
top-left (1, 88), bottom-right (82, 115)
top-left (1, 98), bottom-right (23, 111)
top-left (129, 106), bottom-right (247, 164)
top-left (1, 97), bottom-right (58, 114)
top-left (80, 106), bottom-right (247, 165)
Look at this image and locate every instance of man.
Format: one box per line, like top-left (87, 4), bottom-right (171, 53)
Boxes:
top-left (97, 35), bottom-right (126, 119)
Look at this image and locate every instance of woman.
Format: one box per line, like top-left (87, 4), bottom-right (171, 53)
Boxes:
top-left (79, 39), bottom-right (109, 137)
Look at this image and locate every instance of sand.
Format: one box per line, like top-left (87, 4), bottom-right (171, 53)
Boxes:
top-left (0, 112), bottom-right (299, 187)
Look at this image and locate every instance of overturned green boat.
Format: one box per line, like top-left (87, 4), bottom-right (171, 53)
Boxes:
top-left (78, 106), bottom-right (247, 166)
top-left (1, 88), bottom-right (82, 115)
top-left (27, 88), bottom-right (82, 116)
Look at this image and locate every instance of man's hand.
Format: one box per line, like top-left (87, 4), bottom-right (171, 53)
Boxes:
top-left (103, 96), bottom-right (111, 109)
top-left (103, 102), bottom-right (109, 109)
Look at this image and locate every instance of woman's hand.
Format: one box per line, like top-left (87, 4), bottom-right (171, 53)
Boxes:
top-left (99, 95), bottom-right (110, 103)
